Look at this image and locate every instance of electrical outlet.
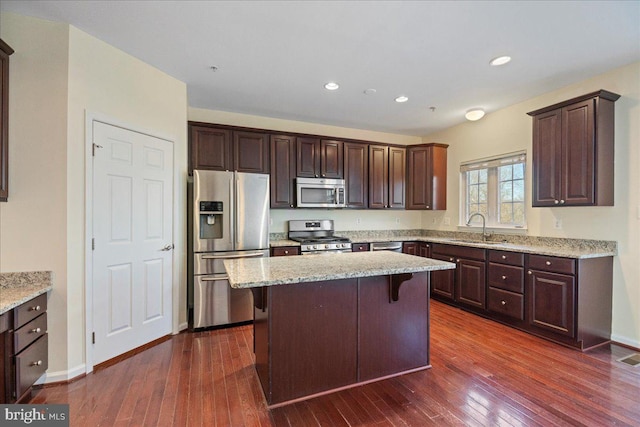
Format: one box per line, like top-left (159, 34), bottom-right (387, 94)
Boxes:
top-left (554, 219), bottom-right (562, 229)
top-left (356, 218), bottom-right (361, 225)
top-left (395, 218), bottom-right (400, 224)
top-left (444, 217), bottom-right (451, 226)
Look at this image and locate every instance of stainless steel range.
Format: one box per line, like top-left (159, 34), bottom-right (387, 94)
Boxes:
top-left (288, 220), bottom-right (352, 254)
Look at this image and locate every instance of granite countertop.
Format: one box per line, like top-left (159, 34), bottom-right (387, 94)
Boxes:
top-left (0, 271), bottom-right (53, 315)
top-left (269, 231), bottom-right (616, 259)
top-left (224, 251), bottom-right (455, 289)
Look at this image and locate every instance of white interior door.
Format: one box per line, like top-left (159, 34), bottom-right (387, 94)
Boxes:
top-left (92, 121), bottom-right (174, 365)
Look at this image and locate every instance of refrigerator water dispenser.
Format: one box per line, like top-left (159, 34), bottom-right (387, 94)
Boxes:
top-left (199, 201), bottom-right (223, 239)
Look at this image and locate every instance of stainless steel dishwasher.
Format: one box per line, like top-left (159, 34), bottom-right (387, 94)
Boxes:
top-left (370, 241), bottom-right (403, 252)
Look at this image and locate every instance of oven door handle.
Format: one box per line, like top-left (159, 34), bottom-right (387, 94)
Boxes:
top-left (201, 252), bottom-right (265, 260)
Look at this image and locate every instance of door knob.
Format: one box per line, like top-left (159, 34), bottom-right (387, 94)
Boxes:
top-left (161, 244), bottom-right (174, 251)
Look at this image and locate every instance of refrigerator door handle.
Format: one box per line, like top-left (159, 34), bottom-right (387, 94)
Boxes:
top-left (229, 177), bottom-right (235, 247)
top-left (201, 276), bottom-right (229, 281)
top-left (234, 172), bottom-right (240, 245)
top-left (201, 252), bottom-right (266, 260)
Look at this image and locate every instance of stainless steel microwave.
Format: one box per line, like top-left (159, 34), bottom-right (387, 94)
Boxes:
top-left (296, 177), bottom-right (346, 208)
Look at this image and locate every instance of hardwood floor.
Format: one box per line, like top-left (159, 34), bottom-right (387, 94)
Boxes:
top-left (30, 300), bottom-right (640, 426)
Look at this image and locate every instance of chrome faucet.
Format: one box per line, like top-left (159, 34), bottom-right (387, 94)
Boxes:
top-left (466, 212), bottom-right (489, 242)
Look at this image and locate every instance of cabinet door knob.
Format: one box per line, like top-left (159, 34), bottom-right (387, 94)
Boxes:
top-left (554, 200), bottom-right (559, 204)
top-left (31, 327), bottom-right (41, 333)
top-left (322, 174), bottom-right (325, 177)
top-left (290, 204), bottom-right (294, 208)
top-left (315, 174), bottom-right (318, 178)
top-left (501, 255), bottom-right (507, 260)
top-left (528, 270), bottom-right (532, 275)
top-left (426, 205), bottom-right (430, 209)
top-left (30, 305), bottom-right (41, 312)
top-left (456, 259), bottom-right (460, 263)
top-left (449, 257), bottom-right (454, 262)
top-left (31, 360), bottom-right (43, 367)
top-left (502, 275), bottom-right (507, 280)
top-left (545, 261), bottom-right (551, 266)
top-left (501, 300), bottom-right (506, 305)
top-left (560, 199), bottom-right (565, 204)
top-left (284, 250), bottom-right (289, 254)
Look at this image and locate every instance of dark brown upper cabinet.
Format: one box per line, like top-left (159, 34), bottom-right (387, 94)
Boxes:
top-left (233, 131), bottom-right (269, 174)
top-left (343, 142), bottom-right (368, 208)
top-left (0, 39), bottom-right (14, 202)
top-left (297, 138), bottom-right (343, 179)
top-left (188, 122), bottom-right (269, 174)
top-left (528, 90), bottom-right (620, 207)
top-left (369, 145), bottom-right (406, 209)
top-left (270, 134), bottom-right (296, 208)
top-left (406, 143), bottom-right (448, 210)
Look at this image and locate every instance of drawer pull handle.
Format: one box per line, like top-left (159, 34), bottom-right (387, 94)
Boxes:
top-left (501, 300), bottom-right (506, 305)
top-left (501, 275), bottom-right (507, 280)
top-left (31, 360), bottom-right (43, 367)
top-left (456, 259), bottom-right (460, 263)
top-left (31, 327), bottom-right (42, 333)
top-left (528, 270), bottom-right (532, 275)
top-left (501, 255), bottom-right (507, 260)
top-left (545, 261), bottom-right (551, 266)
top-left (29, 305), bottom-right (41, 312)
top-left (449, 258), bottom-right (454, 262)
top-left (284, 250), bottom-right (289, 254)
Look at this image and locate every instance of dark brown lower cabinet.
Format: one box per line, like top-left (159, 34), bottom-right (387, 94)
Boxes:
top-left (0, 293), bottom-right (48, 403)
top-left (253, 272), bottom-right (431, 406)
top-left (430, 243), bottom-right (613, 351)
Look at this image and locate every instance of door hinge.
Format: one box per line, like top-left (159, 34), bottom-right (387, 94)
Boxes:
top-left (92, 238), bottom-right (95, 250)
top-left (92, 332), bottom-right (95, 344)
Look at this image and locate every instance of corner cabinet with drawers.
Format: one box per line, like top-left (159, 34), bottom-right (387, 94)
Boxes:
top-left (1, 293), bottom-right (48, 403)
top-left (429, 244), bottom-right (613, 351)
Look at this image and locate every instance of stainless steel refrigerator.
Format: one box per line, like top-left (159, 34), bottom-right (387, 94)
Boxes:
top-left (187, 170), bottom-right (270, 329)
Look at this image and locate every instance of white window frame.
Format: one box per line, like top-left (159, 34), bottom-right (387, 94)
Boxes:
top-left (459, 151), bottom-right (527, 230)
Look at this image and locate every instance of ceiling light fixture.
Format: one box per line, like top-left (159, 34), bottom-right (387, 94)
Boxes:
top-left (490, 56), bottom-right (511, 66)
top-left (465, 109), bottom-right (485, 121)
top-left (324, 82), bottom-right (339, 91)
top-left (395, 96), bottom-right (409, 103)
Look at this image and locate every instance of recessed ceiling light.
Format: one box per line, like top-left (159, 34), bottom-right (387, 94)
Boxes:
top-left (364, 88), bottom-right (377, 95)
top-left (490, 56), bottom-right (511, 66)
top-left (465, 109), bottom-right (485, 121)
top-left (324, 82), bottom-right (339, 91)
top-left (210, 66), bottom-right (219, 72)
top-left (395, 96), bottom-right (409, 103)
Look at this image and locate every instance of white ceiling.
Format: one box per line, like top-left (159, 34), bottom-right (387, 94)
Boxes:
top-left (2, 1), bottom-right (639, 136)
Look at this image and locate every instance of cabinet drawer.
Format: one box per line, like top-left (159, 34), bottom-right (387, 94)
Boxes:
top-left (488, 250), bottom-right (524, 266)
top-left (0, 311), bottom-right (8, 333)
top-left (271, 246), bottom-right (300, 257)
top-left (488, 263), bottom-right (524, 293)
top-left (527, 254), bottom-right (575, 275)
top-left (488, 288), bottom-right (524, 321)
top-left (352, 243), bottom-right (370, 252)
top-left (431, 244), bottom-right (486, 261)
top-left (14, 293), bottom-right (47, 329)
top-left (15, 334), bottom-right (48, 400)
top-left (14, 313), bottom-right (47, 354)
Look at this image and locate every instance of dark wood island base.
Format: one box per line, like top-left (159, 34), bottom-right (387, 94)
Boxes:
top-left (252, 272), bottom-right (431, 407)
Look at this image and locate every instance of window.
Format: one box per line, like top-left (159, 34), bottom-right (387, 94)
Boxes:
top-left (460, 152), bottom-right (526, 228)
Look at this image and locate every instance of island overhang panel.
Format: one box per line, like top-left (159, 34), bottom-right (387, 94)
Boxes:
top-left (224, 251), bottom-right (455, 407)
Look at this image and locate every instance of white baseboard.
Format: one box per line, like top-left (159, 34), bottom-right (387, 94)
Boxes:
top-left (177, 322), bottom-right (188, 332)
top-left (611, 334), bottom-right (640, 350)
top-left (34, 364), bottom-right (87, 385)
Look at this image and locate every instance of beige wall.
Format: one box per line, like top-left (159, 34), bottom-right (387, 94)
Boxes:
top-left (0, 13), bottom-right (70, 379)
top-left (188, 107), bottom-right (423, 233)
top-left (1, 13), bottom-right (188, 379)
top-left (421, 62), bottom-right (640, 347)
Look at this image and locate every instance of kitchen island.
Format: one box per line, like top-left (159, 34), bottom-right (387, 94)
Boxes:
top-left (224, 251), bottom-right (455, 407)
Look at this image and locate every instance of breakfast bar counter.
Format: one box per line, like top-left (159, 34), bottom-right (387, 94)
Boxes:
top-left (224, 252), bottom-right (455, 407)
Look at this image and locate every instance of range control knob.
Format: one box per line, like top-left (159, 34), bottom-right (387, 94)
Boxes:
top-left (312, 245), bottom-right (318, 250)
top-left (325, 244), bottom-right (330, 249)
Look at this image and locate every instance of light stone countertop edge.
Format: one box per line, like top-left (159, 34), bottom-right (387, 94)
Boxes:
top-left (269, 236), bottom-right (615, 259)
top-left (0, 271), bottom-right (53, 315)
top-left (224, 251), bottom-right (455, 289)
